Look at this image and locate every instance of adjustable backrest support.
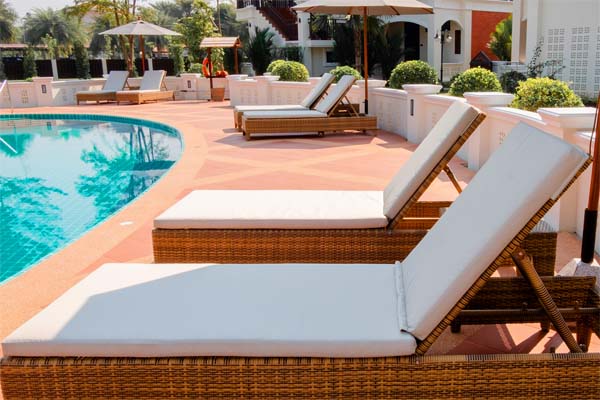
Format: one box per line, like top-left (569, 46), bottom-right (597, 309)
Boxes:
top-left (313, 75), bottom-right (356, 115)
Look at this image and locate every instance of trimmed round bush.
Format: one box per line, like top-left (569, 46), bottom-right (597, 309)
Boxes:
top-left (499, 70), bottom-right (526, 93)
top-left (511, 77), bottom-right (583, 111)
top-left (448, 67), bottom-right (502, 96)
top-left (270, 60), bottom-right (309, 82)
top-left (266, 59), bottom-right (285, 74)
top-left (388, 60), bottom-right (438, 89)
top-left (329, 65), bottom-right (362, 83)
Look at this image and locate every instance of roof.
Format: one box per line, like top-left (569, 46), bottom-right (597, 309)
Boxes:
top-left (0, 44), bottom-right (48, 50)
top-left (199, 37), bottom-right (241, 48)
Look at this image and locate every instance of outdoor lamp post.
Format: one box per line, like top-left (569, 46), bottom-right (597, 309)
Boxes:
top-left (434, 23), bottom-right (452, 84)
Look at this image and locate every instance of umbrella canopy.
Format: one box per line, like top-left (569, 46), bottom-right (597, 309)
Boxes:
top-left (293, 0), bottom-right (433, 113)
top-left (100, 19), bottom-right (181, 73)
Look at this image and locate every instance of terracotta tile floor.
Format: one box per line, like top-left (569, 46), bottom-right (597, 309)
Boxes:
top-left (0, 100), bottom-right (598, 360)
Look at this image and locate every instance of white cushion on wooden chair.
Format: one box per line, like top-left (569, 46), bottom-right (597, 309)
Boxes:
top-left (242, 110), bottom-right (328, 120)
top-left (154, 190), bottom-right (388, 229)
top-left (102, 70), bottom-right (129, 91)
top-left (383, 101), bottom-right (481, 220)
top-left (399, 122), bottom-right (589, 339)
top-left (139, 70), bottom-right (166, 90)
top-left (2, 263), bottom-right (416, 357)
top-left (300, 72), bottom-right (335, 108)
top-left (235, 104), bottom-right (309, 113)
top-left (313, 75), bottom-right (356, 114)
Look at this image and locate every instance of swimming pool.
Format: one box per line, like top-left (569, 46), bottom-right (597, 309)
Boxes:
top-left (0, 114), bottom-right (183, 284)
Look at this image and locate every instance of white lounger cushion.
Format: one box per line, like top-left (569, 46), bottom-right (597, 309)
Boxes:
top-left (399, 122), bottom-right (588, 339)
top-left (235, 104), bottom-right (308, 113)
top-left (243, 110), bottom-right (327, 120)
top-left (2, 263), bottom-right (416, 358)
top-left (102, 70), bottom-right (129, 91)
top-left (139, 70), bottom-right (166, 90)
top-left (383, 101), bottom-right (480, 219)
top-left (300, 72), bottom-right (335, 108)
top-left (154, 190), bottom-right (388, 229)
top-left (314, 75), bottom-right (356, 114)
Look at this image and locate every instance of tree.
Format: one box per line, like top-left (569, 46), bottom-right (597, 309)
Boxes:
top-left (173, 0), bottom-right (215, 62)
top-left (246, 27), bottom-right (274, 75)
top-left (73, 40), bottom-right (90, 79)
top-left (0, 0), bottom-right (17, 42)
top-left (23, 8), bottom-right (84, 57)
top-left (488, 16), bottom-right (511, 61)
top-left (88, 13), bottom-right (118, 58)
top-left (23, 46), bottom-right (37, 79)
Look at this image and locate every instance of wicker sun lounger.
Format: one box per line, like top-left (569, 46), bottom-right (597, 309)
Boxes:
top-left (75, 70), bottom-right (129, 104)
top-left (233, 72), bottom-right (335, 130)
top-left (1, 124), bottom-right (597, 399)
top-left (154, 103), bottom-right (557, 275)
top-left (241, 75), bottom-right (377, 139)
top-left (116, 70), bottom-right (174, 105)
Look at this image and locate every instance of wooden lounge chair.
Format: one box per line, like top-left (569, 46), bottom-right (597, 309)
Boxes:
top-left (154, 103), bottom-right (556, 275)
top-left (1, 124), bottom-right (597, 399)
top-left (116, 70), bottom-right (174, 105)
top-left (75, 70), bottom-right (129, 104)
top-left (241, 75), bottom-right (377, 140)
top-left (233, 72), bottom-right (336, 130)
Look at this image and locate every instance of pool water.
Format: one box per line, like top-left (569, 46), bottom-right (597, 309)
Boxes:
top-left (0, 115), bottom-right (182, 283)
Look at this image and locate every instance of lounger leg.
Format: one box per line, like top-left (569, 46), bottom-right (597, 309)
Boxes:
top-left (576, 317), bottom-right (592, 351)
top-left (511, 247), bottom-right (584, 353)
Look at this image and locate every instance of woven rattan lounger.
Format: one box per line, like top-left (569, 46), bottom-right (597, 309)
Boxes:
top-left (1, 124), bottom-right (597, 399)
top-left (233, 73), bottom-right (335, 130)
top-left (154, 103), bottom-right (556, 275)
top-left (116, 70), bottom-right (174, 105)
top-left (75, 70), bottom-right (129, 104)
top-left (241, 75), bottom-right (377, 139)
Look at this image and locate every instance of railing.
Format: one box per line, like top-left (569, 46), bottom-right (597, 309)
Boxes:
top-left (237, 0), bottom-right (295, 9)
top-left (0, 79), bottom-right (14, 113)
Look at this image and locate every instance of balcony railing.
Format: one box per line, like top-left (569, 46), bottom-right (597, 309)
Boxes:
top-left (237, 0), bottom-right (296, 9)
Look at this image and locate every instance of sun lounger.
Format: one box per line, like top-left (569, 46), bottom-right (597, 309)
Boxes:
top-left (154, 103), bottom-right (556, 274)
top-left (116, 70), bottom-right (174, 105)
top-left (241, 75), bottom-right (377, 139)
top-left (233, 72), bottom-right (335, 130)
top-left (75, 70), bottom-right (129, 104)
top-left (1, 123), bottom-right (597, 398)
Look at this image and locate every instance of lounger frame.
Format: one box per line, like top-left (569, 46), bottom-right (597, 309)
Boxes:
top-left (2, 160), bottom-right (598, 399)
top-left (116, 80), bottom-right (174, 105)
top-left (76, 91), bottom-right (117, 105)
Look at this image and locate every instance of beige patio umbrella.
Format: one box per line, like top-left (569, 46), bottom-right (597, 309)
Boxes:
top-left (101, 19), bottom-right (181, 73)
top-left (293, 0), bottom-right (433, 113)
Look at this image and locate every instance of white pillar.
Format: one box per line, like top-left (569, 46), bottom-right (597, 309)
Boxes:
top-left (50, 59), bottom-right (58, 80)
top-left (180, 73), bottom-right (201, 101)
top-left (32, 77), bottom-right (54, 107)
top-left (463, 92), bottom-right (514, 170)
top-left (148, 58), bottom-right (154, 71)
top-left (227, 74), bottom-right (248, 106)
top-left (403, 84), bottom-right (443, 143)
top-left (254, 75), bottom-right (279, 105)
top-left (511, 0), bottom-right (522, 62)
top-left (101, 58), bottom-right (108, 75)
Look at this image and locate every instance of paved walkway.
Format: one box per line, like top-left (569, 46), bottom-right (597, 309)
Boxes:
top-left (0, 100), bottom-right (597, 359)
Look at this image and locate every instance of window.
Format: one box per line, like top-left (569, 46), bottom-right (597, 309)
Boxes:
top-left (454, 30), bottom-right (461, 54)
top-left (326, 51), bottom-right (337, 63)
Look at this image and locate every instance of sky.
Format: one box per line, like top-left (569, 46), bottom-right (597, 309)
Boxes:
top-left (9, 0), bottom-right (75, 18)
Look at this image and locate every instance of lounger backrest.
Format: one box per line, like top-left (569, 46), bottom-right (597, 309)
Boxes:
top-left (103, 71), bottom-right (129, 91)
top-left (383, 102), bottom-right (482, 220)
top-left (139, 70), bottom-right (166, 90)
top-left (313, 75), bottom-right (356, 114)
top-left (300, 73), bottom-right (335, 109)
top-left (397, 123), bottom-right (588, 340)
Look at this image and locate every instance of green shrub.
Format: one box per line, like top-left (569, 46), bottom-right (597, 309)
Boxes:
top-left (448, 67), bottom-right (502, 97)
top-left (170, 44), bottom-right (185, 76)
top-left (388, 60), bottom-right (438, 89)
top-left (270, 60), bottom-right (309, 82)
top-left (73, 41), bottom-right (90, 79)
top-left (511, 77), bottom-right (583, 111)
top-left (329, 65), bottom-right (362, 83)
top-left (499, 70), bottom-right (526, 93)
top-left (188, 63), bottom-right (203, 74)
top-left (266, 59), bottom-right (285, 74)
top-left (23, 46), bottom-right (37, 79)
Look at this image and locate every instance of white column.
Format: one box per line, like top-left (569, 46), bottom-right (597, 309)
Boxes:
top-left (32, 77), bottom-right (54, 107)
top-left (227, 74), bottom-right (248, 106)
top-left (463, 92), bottom-right (515, 170)
top-left (524, 0), bottom-right (540, 62)
top-left (403, 84), bottom-right (443, 143)
top-left (254, 75), bottom-right (279, 105)
top-left (50, 59), bottom-right (59, 80)
top-left (180, 73), bottom-right (201, 101)
top-left (511, 0), bottom-right (522, 62)
top-left (101, 58), bottom-right (108, 76)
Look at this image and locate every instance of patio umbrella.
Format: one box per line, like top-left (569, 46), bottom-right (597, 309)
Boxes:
top-left (100, 19), bottom-right (181, 73)
top-left (293, 0), bottom-right (433, 114)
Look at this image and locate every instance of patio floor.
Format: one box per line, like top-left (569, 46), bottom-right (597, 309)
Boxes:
top-left (0, 100), bottom-right (598, 362)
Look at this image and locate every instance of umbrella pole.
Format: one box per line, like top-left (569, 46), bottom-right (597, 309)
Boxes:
top-left (363, 7), bottom-right (369, 114)
top-left (581, 91), bottom-right (600, 263)
top-left (208, 48), bottom-right (214, 90)
top-left (140, 35), bottom-right (146, 72)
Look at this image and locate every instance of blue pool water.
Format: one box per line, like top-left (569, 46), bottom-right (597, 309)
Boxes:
top-left (0, 114), bottom-right (183, 284)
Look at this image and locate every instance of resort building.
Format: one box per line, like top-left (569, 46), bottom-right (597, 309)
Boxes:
top-left (236, 0), bottom-right (512, 79)
top-left (511, 0), bottom-right (600, 97)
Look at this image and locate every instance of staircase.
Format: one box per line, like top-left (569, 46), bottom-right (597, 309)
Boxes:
top-left (258, 5), bottom-right (298, 41)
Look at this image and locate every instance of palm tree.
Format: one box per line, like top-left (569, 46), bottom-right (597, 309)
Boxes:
top-left (246, 27), bottom-right (274, 75)
top-left (0, 0), bottom-right (17, 42)
top-left (488, 16), bottom-right (512, 61)
top-left (23, 8), bottom-right (84, 57)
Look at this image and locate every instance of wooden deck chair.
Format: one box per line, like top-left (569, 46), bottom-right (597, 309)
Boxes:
top-left (75, 70), bottom-right (129, 104)
top-left (233, 72), bottom-right (336, 130)
top-left (116, 70), bottom-right (174, 105)
top-left (241, 75), bottom-right (377, 140)
top-left (154, 103), bottom-right (557, 274)
top-left (1, 123), bottom-right (598, 399)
